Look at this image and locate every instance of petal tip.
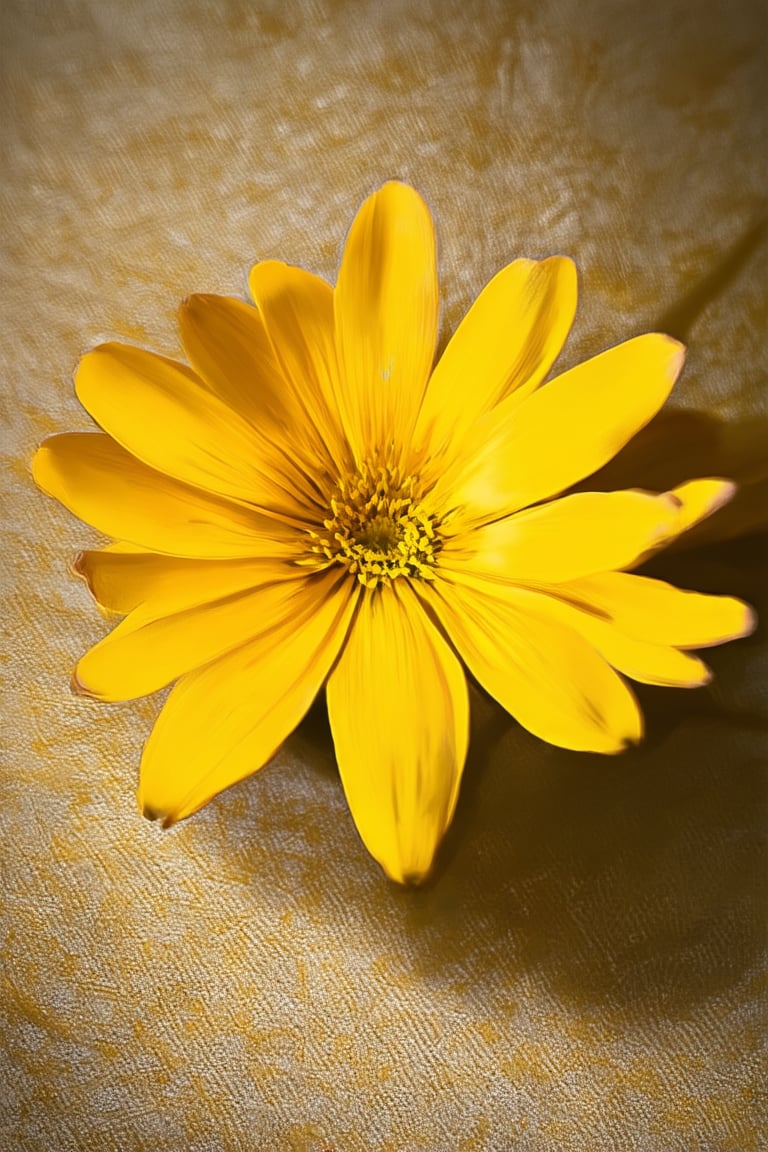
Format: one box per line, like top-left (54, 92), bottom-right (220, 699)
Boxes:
top-left (616, 708), bottom-right (645, 753)
top-left (70, 551), bottom-right (87, 579)
top-left (397, 870), bottom-right (432, 888)
top-left (662, 333), bottom-right (687, 374)
top-left (383, 856), bottom-right (435, 886)
top-left (548, 253), bottom-right (578, 281)
top-left (30, 441), bottom-right (52, 490)
top-left (739, 602), bottom-right (758, 640)
top-left (692, 478), bottom-right (738, 517)
top-left (70, 668), bottom-right (98, 700)
top-left (139, 795), bottom-right (177, 828)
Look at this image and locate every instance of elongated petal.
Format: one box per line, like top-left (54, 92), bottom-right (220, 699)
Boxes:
top-left (431, 333), bottom-right (685, 525)
top-left (178, 293), bottom-right (289, 427)
top-left (629, 478), bottom-right (737, 567)
top-left (248, 261), bottom-right (348, 469)
top-left (441, 489), bottom-right (681, 584)
top-left (429, 578), bottom-right (642, 753)
top-left (32, 433), bottom-right (300, 558)
top-left (75, 341), bottom-right (316, 517)
top-left (468, 582), bottom-right (711, 687)
top-left (138, 571), bottom-right (358, 825)
top-left (669, 478), bottom-right (736, 533)
top-left (74, 571), bottom-right (313, 702)
top-left (74, 548), bottom-right (293, 616)
top-left (414, 256), bottom-right (577, 469)
top-left (334, 181), bottom-right (438, 463)
top-left (560, 572), bottom-right (756, 649)
top-left (326, 582), bottom-right (469, 885)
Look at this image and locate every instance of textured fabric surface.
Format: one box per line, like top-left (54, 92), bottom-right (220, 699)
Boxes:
top-left (1, 1), bottom-right (766, 1149)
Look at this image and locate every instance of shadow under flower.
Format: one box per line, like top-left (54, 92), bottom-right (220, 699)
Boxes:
top-left (185, 527), bottom-right (765, 1026)
top-left (183, 221), bottom-right (767, 1026)
top-left (399, 529), bottom-right (767, 1017)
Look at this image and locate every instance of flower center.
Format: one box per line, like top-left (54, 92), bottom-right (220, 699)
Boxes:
top-left (310, 464), bottom-right (441, 587)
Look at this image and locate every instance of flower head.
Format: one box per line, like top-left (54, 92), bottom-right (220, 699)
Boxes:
top-left (33, 182), bottom-right (755, 884)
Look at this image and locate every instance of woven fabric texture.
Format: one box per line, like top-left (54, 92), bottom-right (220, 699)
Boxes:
top-left (1, 1), bottom-right (766, 1149)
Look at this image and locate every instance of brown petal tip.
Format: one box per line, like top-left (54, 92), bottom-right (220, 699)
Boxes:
top-left (141, 803), bottom-right (177, 830)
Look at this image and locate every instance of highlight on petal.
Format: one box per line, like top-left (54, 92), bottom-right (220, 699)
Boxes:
top-left (73, 570), bottom-right (310, 702)
top-left (560, 571), bottom-right (756, 649)
top-left (431, 333), bottom-right (686, 526)
top-left (441, 489), bottom-right (683, 584)
top-left (247, 261), bottom-right (348, 470)
top-left (138, 571), bottom-right (358, 826)
top-left (32, 433), bottom-right (300, 559)
top-left (415, 256), bottom-right (577, 471)
top-left (326, 582), bottom-right (469, 885)
top-left (430, 577), bottom-right (643, 754)
top-left (334, 181), bottom-right (438, 462)
top-left (75, 341), bottom-right (317, 517)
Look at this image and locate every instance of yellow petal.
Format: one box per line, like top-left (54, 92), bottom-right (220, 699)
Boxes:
top-left (73, 548), bottom-right (293, 617)
top-left (334, 181), bottom-right (438, 463)
top-left (74, 570), bottom-right (312, 702)
top-left (178, 293), bottom-right (287, 424)
top-left (668, 478), bottom-right (736, 533)
top-left (561, 572), bottom-right (756, 649)
top-left (247, 261), bottom-right (349, 470)
top-left (469, 582), bottom-right (711, 687)
top-left (431, 333), bottom-right (686, 526)
top-left (75, 341), bottom-right (316, 518)
top-left (429, 578), bottom-right (643, 754)
top-left (138, 571), bottom-right (358, 825)
top-left (414, 256), bottom-right (577, 471)
top-left (441, 489), bottom-right (682, 584)
top-left (32, 433), bottom-right (300, 558)
top-left (326, 582), bottom-right (469, 885)
top-left (629, 478), bottom-right (737, 567)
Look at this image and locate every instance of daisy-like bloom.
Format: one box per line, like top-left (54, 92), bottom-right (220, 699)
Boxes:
top-left (33, 182), bottom-right (755, 884)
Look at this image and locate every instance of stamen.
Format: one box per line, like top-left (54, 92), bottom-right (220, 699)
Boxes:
top-left (305, 463), bottom-right (442, 587)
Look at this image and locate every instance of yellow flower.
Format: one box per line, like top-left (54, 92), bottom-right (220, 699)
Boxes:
top-left (33, 182), bottom-right (755, 884)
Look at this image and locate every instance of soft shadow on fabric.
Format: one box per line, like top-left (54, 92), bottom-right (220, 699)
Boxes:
top-left (188, 232), bottom-right (767, 1023)
top-left (189, 530), bottom-right (765, 1025)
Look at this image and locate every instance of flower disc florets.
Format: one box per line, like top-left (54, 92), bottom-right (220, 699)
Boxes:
top-left (311, 463), bottom-right (441, 587)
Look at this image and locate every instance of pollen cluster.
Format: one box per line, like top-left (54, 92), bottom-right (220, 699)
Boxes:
top-left (310, 463), bottom-right (441, 587)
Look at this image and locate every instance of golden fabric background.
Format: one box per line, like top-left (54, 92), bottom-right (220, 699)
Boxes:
top-left (1, 1), bottom-right (766, 1148)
